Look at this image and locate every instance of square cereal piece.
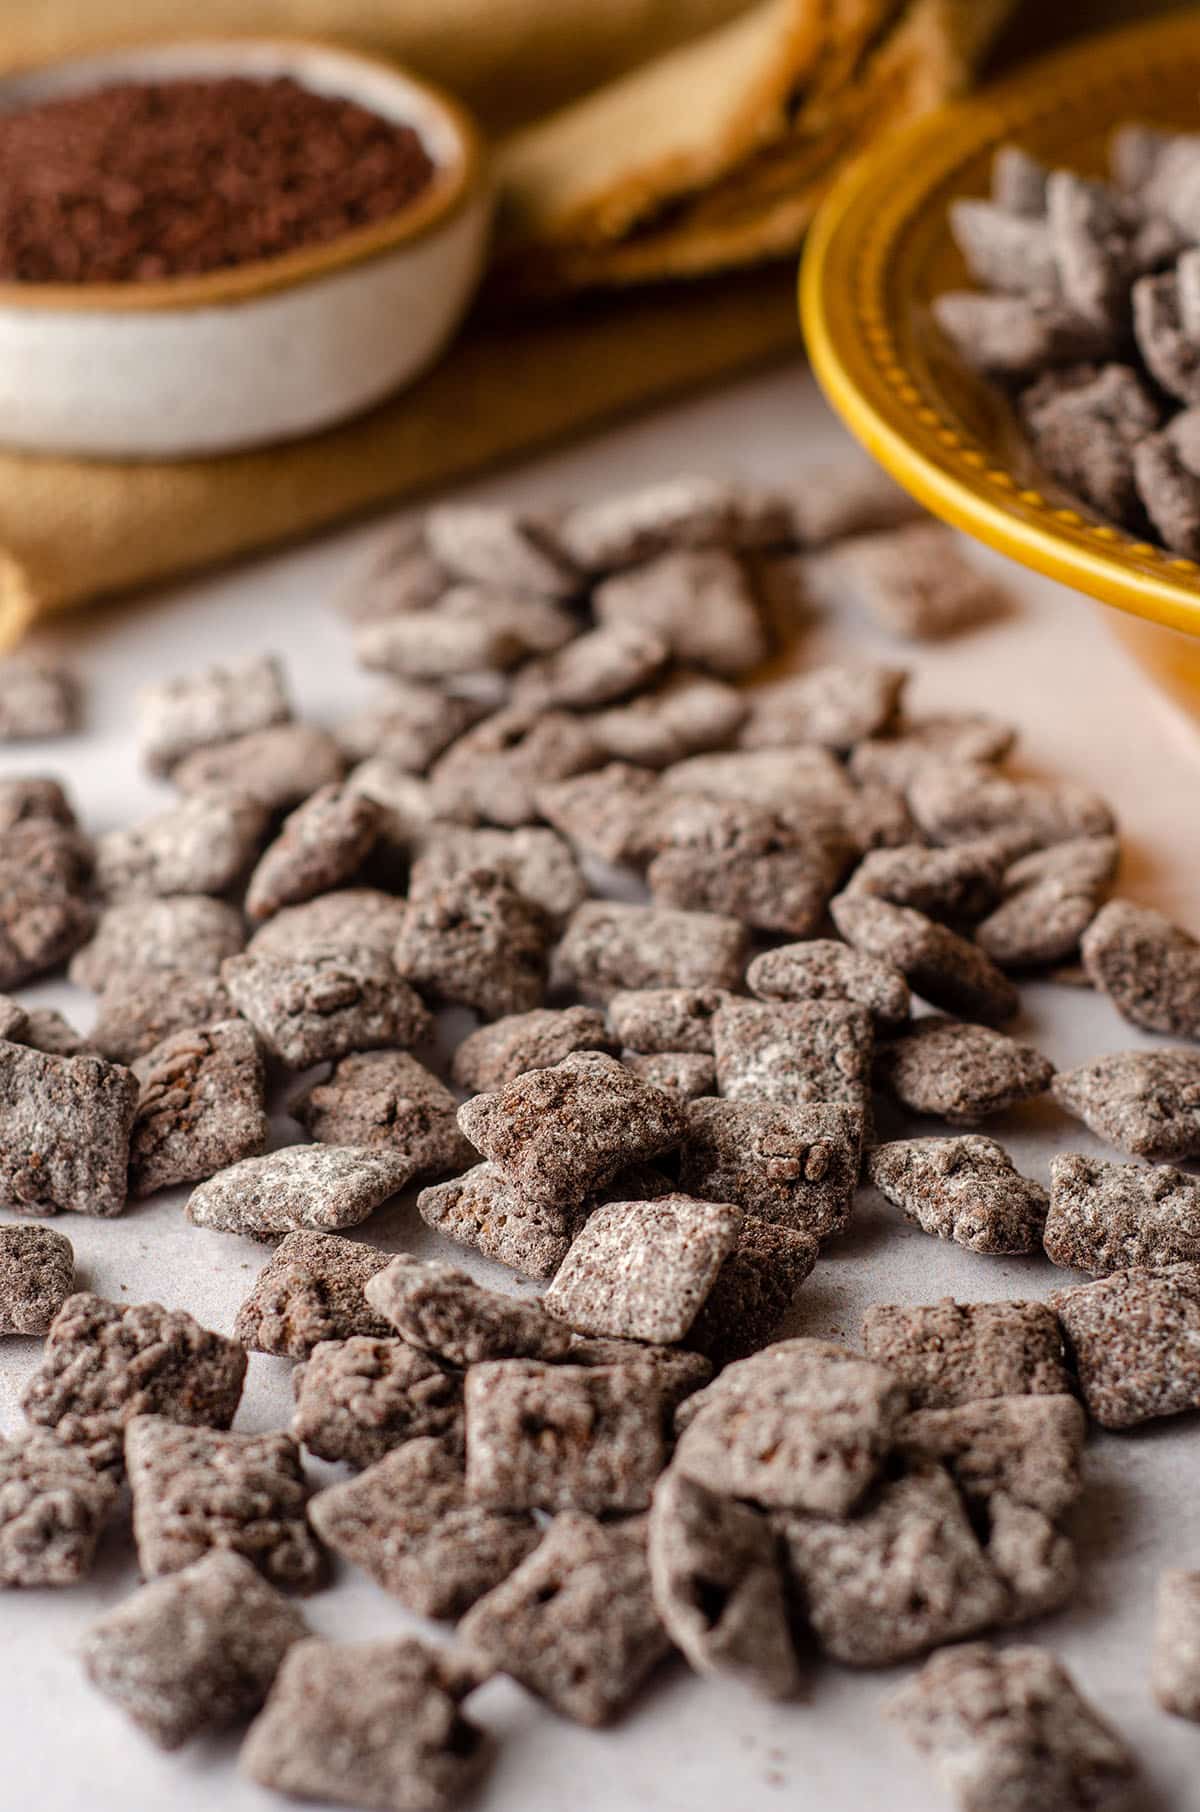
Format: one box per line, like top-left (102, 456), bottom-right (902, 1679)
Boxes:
top-left (0, 1429), bottom-right (117, 1586)
top-left (457, 1051), bottom-right (686, 1213)
top-left (81, 1551), bottom-right (308, 1749)
top-left (886, 1642), bottom-right (1139, 1812)
top-left (896, 1393), bottom-right (1087, 1523)
top-left (976, 834), bottom-right (1119, 969)
top-left (451, 1006), bottom-right (614, 1093)
top-left (309, 1435), bottom-right (540, 1617)
top-left (221, 946), bottom-right (431, 1069)
top-left (364, 1254), bottom-right (570, 1365)
top-left (393, 868), bottom-right (552, 1019)
top-left (908, 762), bottom-right (1116, 851)
top-left (241, 1636), bottom-right (489, 1810)
top-left (661, 743), bottom-right (855, 816)
top-left (849, 713), bottom-right (1016, 789)
top-left (410, 823), bottom-right (585, 926)
top-left (22, 1293), bottom-right (246, 1471)
top-left (172, 720), bottom-right (344, 810)
top-left (138, 653), bottom-right (291, 776)
top-left (879, 1016), bottom-right (1055, 1124)
top-left (418, 1163), bottom-right (572, 1281)
top-left (831, 893), bottom-right (1018, 1025)
top-left (1051, 1049), bottom-right (1200, 1160)
top-left (1047, 1262), bottom-right (1200, 1428)
top-left (187, 1146), bottom-right (409, 1240)
top-left (592, 548), bottom-right (768, 677)
top-left (607, 987), bottom-right (734, 1055)
top-left (1045, 1152), bottom-right (1200, 1274)
top-left (465, 1360), bottom-right (667, 1514)
top-left (127, 1415), bottom-right (321, 1591)
top-left (292, 1337), bottom-right (462, 1467)
top-left (234, 1230), bottom-right (394, 1359)
top-left (543, 1195), bottom-right (742, 1344)
top-left (711, 999), bottom-right (874, 1113)
top-left (589, 669), bottom-right (747, 769)
top-left (552, 900), bottom-right (748, 1002)
top-left (868, 1136), bottom-right (1048, 1255)
top-left (0, 655), bottom-right (78, 740)
top-left (861, 1298), bottom-right (1071, 1409)
top-left (458, 1510), bottom-right (668, 1725)
top-left (246, 887), bottom-right (407, 961)
top-left (807, 521), bottom-right (1008, 640)
top-left (89, 970), bottom-right (236, 1066)
top-left (129, 1020), bottom-right (267, 1197)
top-left (623, 1051), bottom-right (715, 1097)
top-left (245, 783), bottom-right (381, 922)
top-left (644, 798), bottom-right (847, 938)
top-left (353, 608), bottom-right (526, 681)
top-left (0, 1045), bottom-right (138, 1217)
top-left (1153, 1569), bottom-right (1200, 1720)
top-left (512, 623), bottom-right (669, 711)
top-left (738, 661), bottom-right (906, 752)
top-left (95, 792), bottom-right (268, 901)
top-left (673, 1338), bottom-right (907, 1516)
top-left (685, 1220), bottom-right (817, 1367)
top-left (648, 1468), bottom-right (801, 1699)
top-left (1080, 899), bottom-right (1200, 1039)
top-left (292, 1051), bottom-right (473, 1178)
top-left (0, 1223), bottom-right (74, 1334)
top-left (70, 895), bottom-right (245, 989)
top-left (844, 840), bottom-right (1006, 924)
top-left (425, 502), bottom-right (577, 597)
top-left (536, 762), bottom-right (662, 864)
top-left (1021, 361), bottom-right (1159, 521)
top-left (430, 704), bottom-right (601, 828)
top-left (680, 1097), bottom-right (861, 1241)
top-left (747, 938), bottom-right (911, 1030)
top-left (774, 1466), bottom-right (1008, 1666)
top-left (0, 872), bottom-right (93, 990)
top-left (555, 475), bottom-right (741, 571)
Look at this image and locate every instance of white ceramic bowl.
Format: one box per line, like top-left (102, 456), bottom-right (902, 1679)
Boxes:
top-left (0, 38), bottom-right (492, 457)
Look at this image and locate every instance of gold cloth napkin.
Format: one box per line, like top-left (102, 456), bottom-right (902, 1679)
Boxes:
top-left (0, 0), bottom-right (1016, 641)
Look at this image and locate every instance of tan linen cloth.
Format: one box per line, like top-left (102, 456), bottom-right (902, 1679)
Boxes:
top-left (0, 0), bottom-right (1016, 640)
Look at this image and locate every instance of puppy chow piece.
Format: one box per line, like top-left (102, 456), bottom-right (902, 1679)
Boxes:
top-left (908, 761), bottom-right (1115, 850)
top-left (139, 653), bottom-right (291, 775)
top-left (712, 999), bottom-right (873, 1114)
top-left (845, 840), bottom-right (1006, 924)
top-left (457, 1510), bottom-right (669, 1725)
top-left (89, 970), bottom-right (236, 1065)
top-left (886, 1640), bottom-right (1139, 1812)
top-left (15, 1008), bottom-right (93, 1057)
top-left (644, 796), bottom-right (847, 937)
top-left (411, 822), bottom-right (585, 926)
top-left (555, 474), bottom-right (742, 570)
top-left (1045, 1151), bottom-right (1200, 1274)
top-left (172, 720), bottom-right (345, 810)
top-left (879, 1016), bottom-right (1055, 1124)
top-left (897, 1393), bottom-right (1086, 1523)
top-left (366, 1254), bottom-right (570, 1366)
top-left (222, 946), bottom-right (431, 1069)
top-left (22, 1293), bottom-right (246, 1470)
top-left (354, 608), bottom-right (526, 680)
top-left (976, 834), bottom-right (1119, 968)
top-left (0, 1429), bottom-right (117, 1587)
top-left (425, 501), bottom-right (577, 598)
top-left (1133, 414), bottom-right (1200, 557)
top-left (245, 886), bottom-right (407, 962)
top-left (739, 661), bottom-right (905, 752)
top-left (868, 1136), bottom-right (1048, 1255)
top-left (1048, 1262), bottom-right (1200, 1428)
top-left (674, 1338), bottom-right (907, 1516)
top-left (589, 669), bottom-right (747, 768)
top-left (1080, 899), bottom-right (1200, 1038)
top-left (685, 1219), bottom-right (817, 1366)
top-left (241, 1635), bottom-right (488, 1811)
top-left (932, 288), bottom-right (1113, 380)
top-left (310, 1435), bottom-right (539, 1617)
top-left (430, 704), bottom-right (602, 828)
top-left (0, 873), bottom-right (93, 989)
top-left (1020, 361), bottom-right (1160, 521)
top-left (1048, 169), bottom-right (1161, 330)
top-left (129, 1020), bottom-right (266, 1198)
top-left (544, 1195), bottom-right (741, 1344)
top-left (1051, 1048), bottom-right (1200, 1160)
top-left (680, 1096), bottom-right (860, 1241)
top-left (0, 993), bottom-right (27, 1041)
top-left (0, 774), bottom-right (77, 832)
top-left (0, 1045), bottom-right (137, 1217)
top-left (648, 1469), bottom-right (800, 1698)
top-left (809, 521), bottom-right (1008, 640)
top-left (343, 759), bottom-right (437, 849)
top-left (0, 654), bottom-right (78, 740)
top-left (464, 1360), bottom-right (667, 1515)
top-left (849, 712), bottom-right (1017, 788)
top-left (95, 791), bottom-right (268, 902)
top-left (949, 195), bottom-right (1059, 294)
top-left (661, 743), bottom-right (855, 816)
top-left (335, 520), bottom-right (452, 620)
top-left (861, 1298), bottom-right (1071, 1409)
top-left (452, 1005), bottom-right (613, 1093)
top-left (831, 892), bottom-right (1018, 1025)
top-left (786, 1463), bottom-right (1012, 1666)
top-left (747, 939), bottom-right (910, 1031)
top-left (565, 1336), bottom-right (711, 1409)
top-left (592, 547), bottom-right (768, 677)
top-left (436, 582), bottom-right (578, 657)
top-left (623, 1051), bottom-right (715, 1097)
top-left (417, 1164), bottom-right (573, 1281)
top-left (0, 1223), bottom-right (74, 1334)
top-left (607, 987), bottom-right (735, 1055)
top-left (81, 1551), bottom-right (308, 1750)
top-left (244, 783), bottom-right (380, 922)
top-left (233, 1231), bottom-right (394, 1359)
top-left (292, 1338), bottom-right (462, 1468)
top-left (293, 1051), bottom-right (473, 1177)
top-left (1153, 1570), bottom-right (1200, 1720)
top-left (393, 868), bottom-right (552, 1020)
top-left (336, 682), bottom-right (485, 773)
top-left (188, 1146), bottom-right (408, 1240)
top-left (127, 1416), bottom-right (320, 1590)
top-left (70, 895), bottom-right (244, 988)
top-left (1133, 260), bottom-right (1200, 408)
top-left (536, 762), bottom-right (661, 864)
top-left (457, 1051), bottom-right (685, 1212)
top-left (512, 623), bottom-right (669, 711)
top-left (0, 812), bottom-right (92, 890)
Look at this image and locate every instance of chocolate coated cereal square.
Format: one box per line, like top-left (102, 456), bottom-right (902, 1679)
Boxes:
top-left (292, 1050), bottom-right (473, 1177)
top-left (868, 1136), bottom-right (1048, 1255)
top-left (0, 1429), bottom-right (117, 1586)
top-left (680, 1096), bottom-right (861, 1240)
top-left (292, 1338), bottom-right (462, 1468)
top-left (365, 1254), bottom-right (570, 1365)
top-left (0, 1044), bottom-right (138, 1217)
top-left (1044, 1152), bottom-right (1200, 1274)
top-left (712, 999), bottom-right (873, 1112)
top-left (0, 1223), bottom-right (74, 1333)
top-left (129, 1020), bottom-right (267, 1197)
top-left (1047, 1262), bottom-right (1200, 1428)
top-left (861, 1298), bottom-right (1071, 1408)
top-left (222, 946), bottom-right (431, 1069)
top-left (234, 1230), bottom-right (394, 1359)
top-left (544, 1195), bottom-right (742, 1344)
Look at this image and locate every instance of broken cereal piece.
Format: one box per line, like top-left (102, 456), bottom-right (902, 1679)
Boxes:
top-left (1051, 1048), bottom-right (1200, 1160)
top-left (879, 1016), bottom-right (1055, 1123)
top-left (868, 1136), bottom-right (1048, 1255)
top-left (0, 1044), bottom-right (138, 1217)
top-left (861, 1298), bottom-right (1071, 1409)
top-left (831, 892), bottom-right (1018, 1024)
top-left (711, 998), bottom-right (873, 1113)
top-left (292, 1338), bottom-right (462, 1468)
top-left (0, 1223), bottom-right (74, 1334)
top-left (544, 1195), bottom-right (742, 1343)
top-left (129, 1020), bottom-right (267, 1197)
top-left (1048, 1262), bottom-right (1200, 1428)
top-left (292, 1051), bottom-right (473, 1177)
top-left (222, 946), bottom-right (431, 1068)
top-left (234, 1230), bottom-right (394, 1359)
top-left (187, 1145), bottom-right (408, 1239)
top-left (1045, 1151), bottom-right (1200, 1274)
top-left (747, 938), bottom-right (910, 1030)
top-left (365, 1254), bottom-right (570, 1365)
top-left (0, 1429), bottom-right (117, 1586)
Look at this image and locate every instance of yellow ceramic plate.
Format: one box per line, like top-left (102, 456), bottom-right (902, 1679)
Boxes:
top-left (800, 13), bottom-right (1200, 717)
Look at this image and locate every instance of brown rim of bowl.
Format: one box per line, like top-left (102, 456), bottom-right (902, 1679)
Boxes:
top-left (0, 35), bottom-right (485, 314)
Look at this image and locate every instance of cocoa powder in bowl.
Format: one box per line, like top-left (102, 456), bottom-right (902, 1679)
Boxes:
top-left (0, 75), bottom-right (438, 284)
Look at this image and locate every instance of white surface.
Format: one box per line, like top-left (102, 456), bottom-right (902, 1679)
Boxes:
top-left (2, 362), bottom-right (1199, 1812)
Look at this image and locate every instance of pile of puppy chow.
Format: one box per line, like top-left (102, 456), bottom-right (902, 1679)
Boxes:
top-left (0, 466), bottom-right (1199, 1812)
